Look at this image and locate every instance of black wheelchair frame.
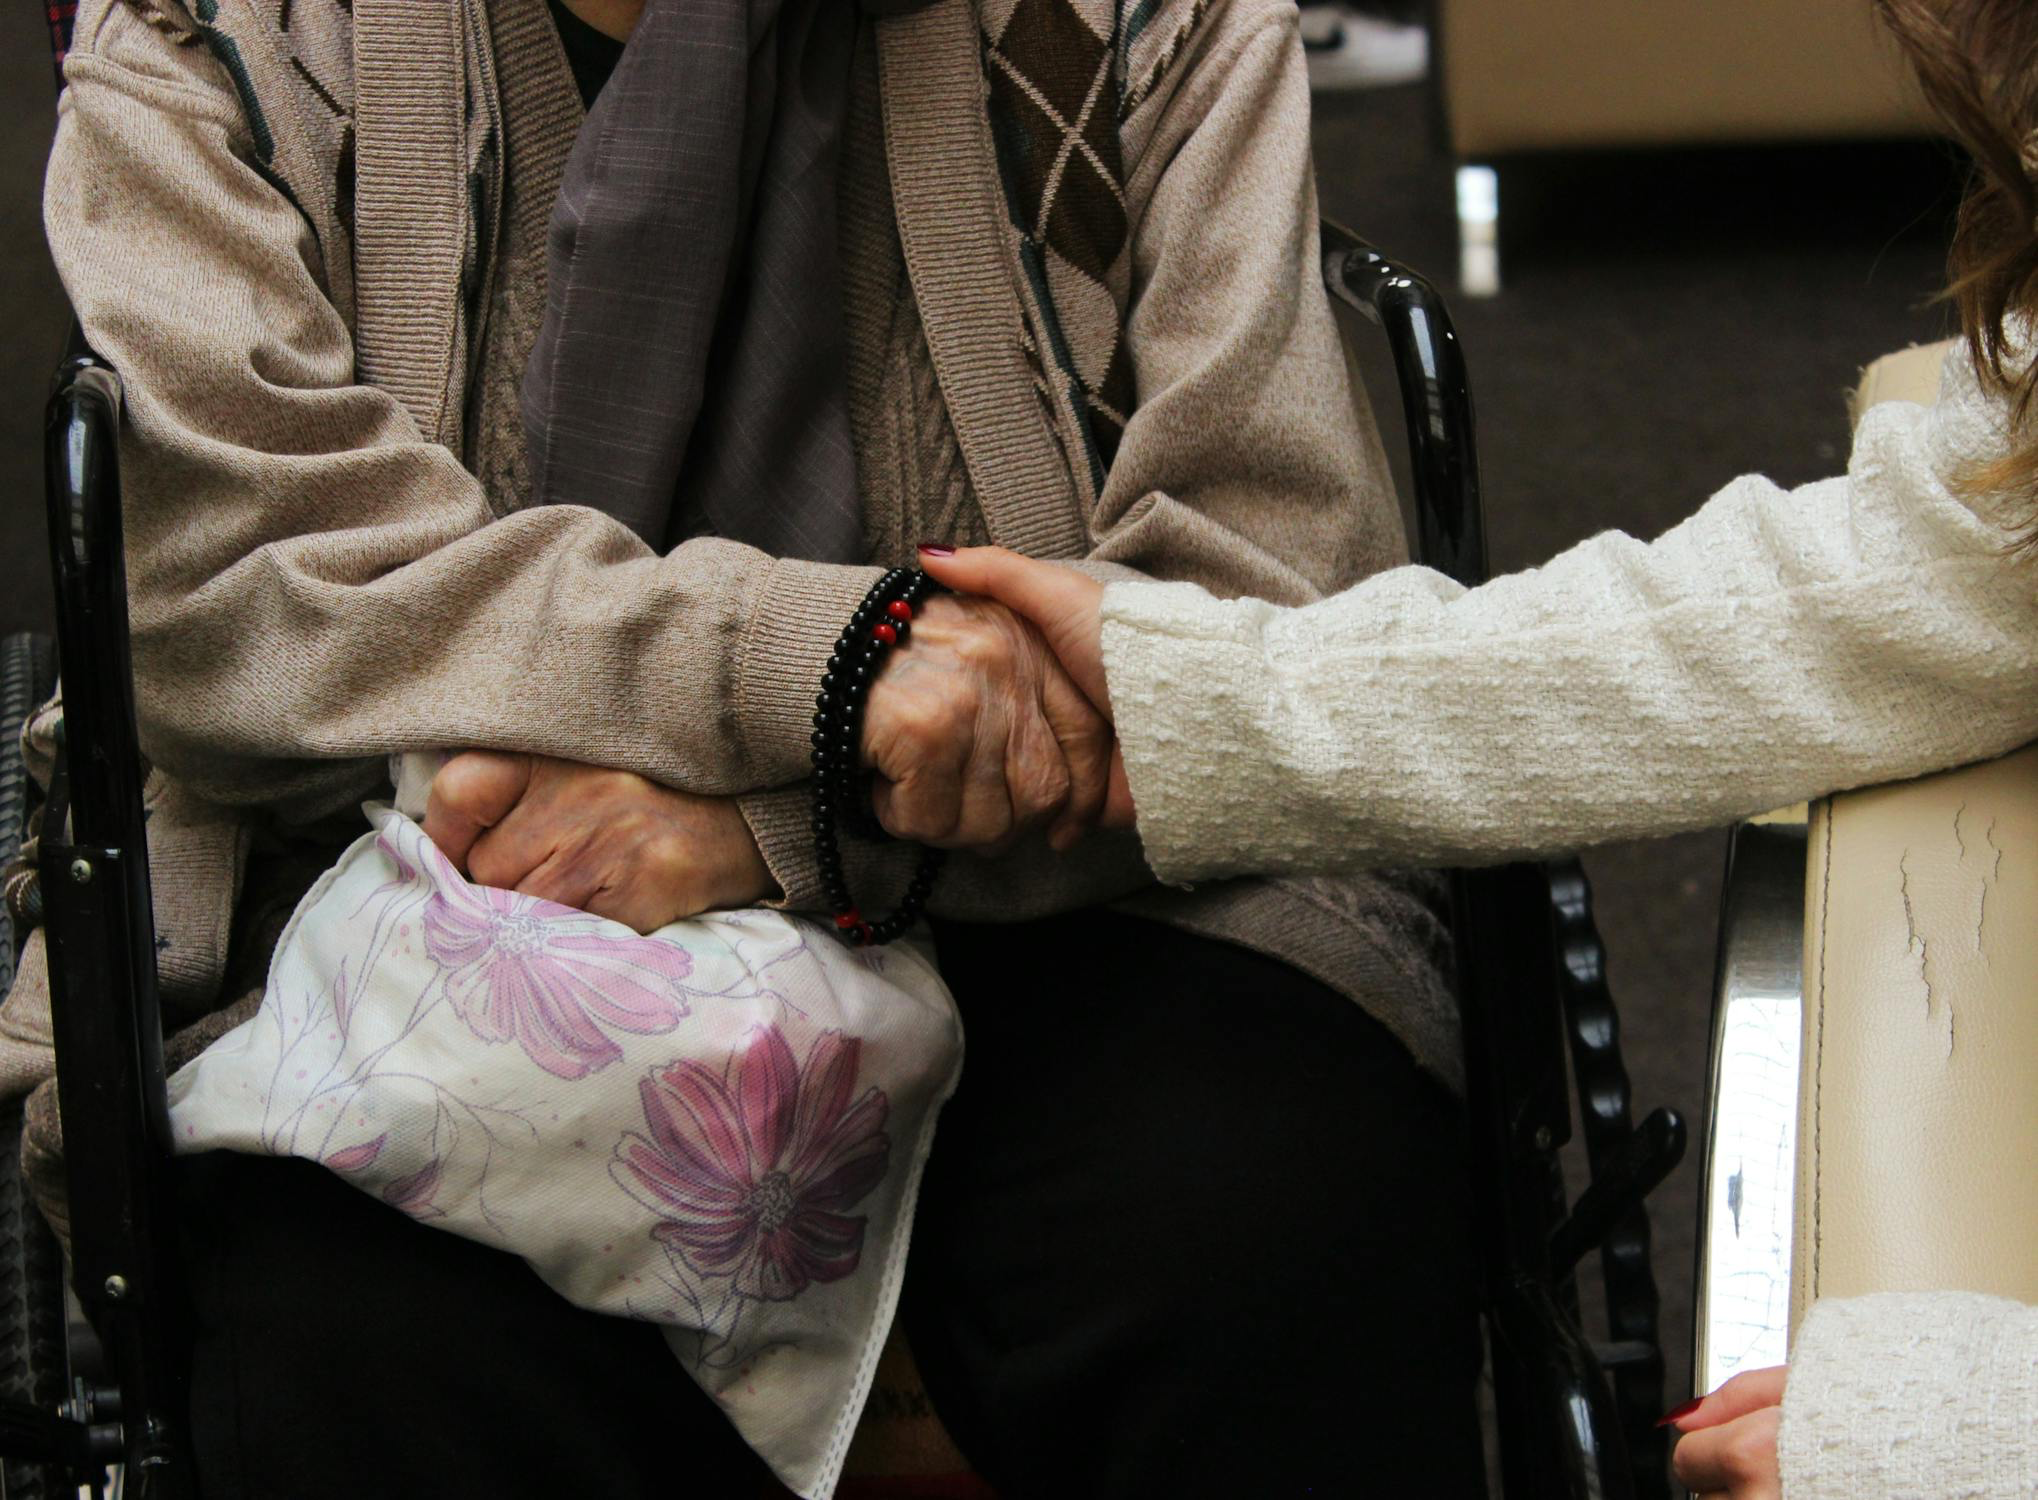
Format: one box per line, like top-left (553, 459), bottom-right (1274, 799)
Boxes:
top-left (1322, 228), bottom-right (1687, 1500)
top-left (3, 12), bottom-right (1687, 1495)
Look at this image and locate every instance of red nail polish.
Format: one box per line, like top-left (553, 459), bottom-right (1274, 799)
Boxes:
top-left (1655, 1398), bottom-right (1703, 1428)
top-left (916, 542), bottom-right (956, 557)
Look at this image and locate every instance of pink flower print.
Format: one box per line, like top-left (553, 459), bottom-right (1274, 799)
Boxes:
top-left (420, 875), bottom-right (692, 1081)
top-left (325, 1134), bottom-right (386, 1173)
top-left (615, 1027), bottom-right (891, 1302)
top-left (382, 1159), bottom-right (445, 1221)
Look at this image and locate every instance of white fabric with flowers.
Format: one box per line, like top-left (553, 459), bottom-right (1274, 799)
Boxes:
top-left (166, 801), bottom-right (964, 1500)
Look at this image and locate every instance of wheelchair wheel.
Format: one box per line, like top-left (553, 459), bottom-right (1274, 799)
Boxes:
top-left (0, 633), bottom-right (53, 1001)
top-left (0, 1100), bottom-right (66, 1500)
top-left (0, 632), bottom-right (67, 1500)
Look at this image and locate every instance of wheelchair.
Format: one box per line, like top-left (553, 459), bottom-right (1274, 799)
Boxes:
top-left (0, 10), bottom-right (1688, 1495)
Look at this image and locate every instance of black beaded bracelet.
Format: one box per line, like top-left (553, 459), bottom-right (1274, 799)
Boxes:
top-left (811, 568), bottom-right (945, 946)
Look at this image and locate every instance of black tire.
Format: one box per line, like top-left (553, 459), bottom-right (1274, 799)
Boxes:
top-left (0, 1101), bottom-right (65, 1500)
top-left (0, 632), bottom-right (66, 1500)
top-left (0, 632), bottom-right (54, 1002)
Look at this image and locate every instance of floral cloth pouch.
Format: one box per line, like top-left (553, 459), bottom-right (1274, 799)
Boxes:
top-left (167, 793), bottom-right (964, 1500)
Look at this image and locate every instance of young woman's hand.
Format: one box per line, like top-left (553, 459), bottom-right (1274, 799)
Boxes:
top-left (916, 544), bottom-right (1109, 711)
top-left (421, 752), bottom-right (775, 933)
top-left (912, 545), bottom-right (1133, 831)
top-left (1667, 1365), bottom-right (1786, 1500)
top-left (860, 592), bottom-right (1114, 853)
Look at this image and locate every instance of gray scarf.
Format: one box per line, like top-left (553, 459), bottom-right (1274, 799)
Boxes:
top-left (523, 0), bottom-right (902, 562)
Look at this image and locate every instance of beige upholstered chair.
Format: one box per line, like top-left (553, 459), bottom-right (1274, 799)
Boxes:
top-left (1693, 341), bottom-right (2038, 1396)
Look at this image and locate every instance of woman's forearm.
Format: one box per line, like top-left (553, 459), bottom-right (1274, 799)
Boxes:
top-left (1780, 1292), bottom-right (2038, 1498)
top-left (1102, 373), bottom-right (2038, 881)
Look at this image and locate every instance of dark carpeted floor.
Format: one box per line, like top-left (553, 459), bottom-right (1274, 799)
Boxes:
top-left (0, 5), bottom-right (1964, 1453)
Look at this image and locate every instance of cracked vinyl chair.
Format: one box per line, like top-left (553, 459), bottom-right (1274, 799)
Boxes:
top-left (1693, 339), bottom-right (2038, 1404)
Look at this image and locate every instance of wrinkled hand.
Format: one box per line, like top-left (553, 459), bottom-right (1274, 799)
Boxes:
top-left (1668, 1366), bottom-right (1785, 1500)
top-left (914, 545), bottom-right (1131, 828)
top-left (860, 592), bottom-right (1113, 852)
top-left (422, 752), bottom-right (775, 934)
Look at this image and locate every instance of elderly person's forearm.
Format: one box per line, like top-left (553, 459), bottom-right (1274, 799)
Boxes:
top-left (44, 34), bottom-right (886, 822)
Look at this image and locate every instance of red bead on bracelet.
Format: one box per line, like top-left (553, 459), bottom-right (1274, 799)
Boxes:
top-left (872, 622), bottom-right (898, 645)
top-left (834, 908), bottom-right (863, 931)
top-left (886, 599), bottom-right (913, 622)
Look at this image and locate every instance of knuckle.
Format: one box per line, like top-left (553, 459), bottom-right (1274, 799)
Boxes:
top-left (644, 839), bottom-right (691, 890)
top-left (954, 629), bottom-right (1006, 673)
top-left (430, 756), bottom-right (488, 814)
top-left (880, 794), bottom-right (935, 844)
top-left (899, 697), bottom-right (953, 746)
top-left (1018, 765), bottom-right (1071, 823)
top-left (1724, 1426), bottom-right (1770, 1478)
top-left (1669, 1448), bottom-right (1698, 1487)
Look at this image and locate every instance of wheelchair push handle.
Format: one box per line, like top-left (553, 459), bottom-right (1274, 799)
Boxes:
top-left (1319, 220), bottom-right (1488, 591)
top-left (46, 352), bottom-right (151, 854)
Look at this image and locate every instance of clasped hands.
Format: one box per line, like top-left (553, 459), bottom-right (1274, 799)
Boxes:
top-left (422, 580), bottom-right (1120, 934)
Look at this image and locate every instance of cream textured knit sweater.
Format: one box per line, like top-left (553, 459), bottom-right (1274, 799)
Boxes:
top-left (1100, 346), bottom-right (2038, 1496)
top-left (1783, 1293), bottom-right (2037, 1499)
top-left (1103, 343), bottom-right (2038, 881)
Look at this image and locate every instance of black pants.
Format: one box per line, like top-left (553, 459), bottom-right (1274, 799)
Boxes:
top-left (176, 913), bottom-right (1483, 1499)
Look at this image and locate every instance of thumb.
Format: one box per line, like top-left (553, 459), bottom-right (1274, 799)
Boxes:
top-left (918, 545), bottom-right (1111, 712)
top-left (1668, 1366), bottom-right (1788, 1433)
top-left (422, 750), bottom-right (534, 873)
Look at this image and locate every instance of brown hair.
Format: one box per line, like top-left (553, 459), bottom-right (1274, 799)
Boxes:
top-left (1877, 0), bottom-right (2038, 536)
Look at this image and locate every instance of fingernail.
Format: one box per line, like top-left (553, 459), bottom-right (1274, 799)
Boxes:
top-left (916, 542), bottom-right (956, 557)
top-left (1656, 1398), bottom-right (1703, 1428)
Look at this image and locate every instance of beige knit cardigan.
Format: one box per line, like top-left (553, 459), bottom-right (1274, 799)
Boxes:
top-left (13, 0), bottom-right (1462, 1095)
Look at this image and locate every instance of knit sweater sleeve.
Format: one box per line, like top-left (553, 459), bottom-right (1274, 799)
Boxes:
top-left (1780, 1292), bottom-right (2038, 1498)
top-left (1100, 350), bottom-right (2038, 881)
top-left (44, 6), bottom-right (879, 823)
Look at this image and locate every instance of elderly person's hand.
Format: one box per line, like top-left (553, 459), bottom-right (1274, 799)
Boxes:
top-left (1666, 1365), bottom-right (1785, 1500)
top-left (422, 752), bottom-right (775, 934)
top-left (916, 544), bottom-right (1109, 708)
top-left (860, 591), bottom-right (1114, 852)
top-left (909, 545), bottom-right (1132, 833)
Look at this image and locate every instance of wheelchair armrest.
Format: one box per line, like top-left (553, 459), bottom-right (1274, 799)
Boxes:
top-left (1699, 751), bottom-right (2038, 1400)
top-left (1693, 807), bottom-right (1809, 1395)
top-left (1793, 749), bottom-right (2038, 1320)
top-left (1696, 337), bottom-right (2007, 1398)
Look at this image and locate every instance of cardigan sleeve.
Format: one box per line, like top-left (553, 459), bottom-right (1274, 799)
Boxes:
top-left (1098, 350), bottom-right (2038, 882)
top-left (1779, 1291), bottom-right (2038, 1498)
top-left (44, 4), bottom-right (880, 824)
top-left (744, 5), bottom-right (1408, 917)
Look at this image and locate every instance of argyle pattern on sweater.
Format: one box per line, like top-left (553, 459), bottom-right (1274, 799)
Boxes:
top-left (980, 0), bottom-right (1212, 484)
